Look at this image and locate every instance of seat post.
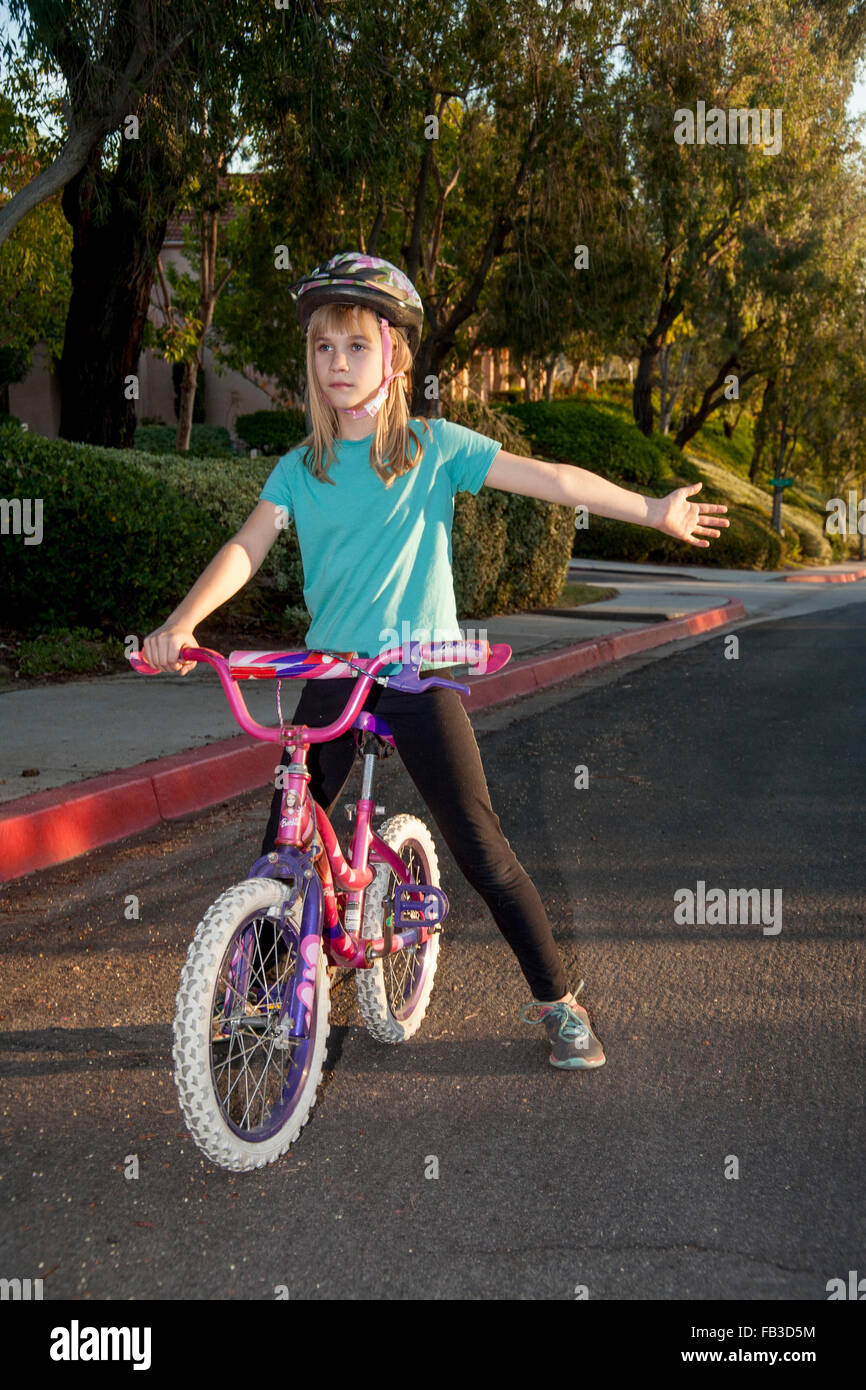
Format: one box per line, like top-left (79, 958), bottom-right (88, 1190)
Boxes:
top-left (360, 750), bottom-right (376, 801)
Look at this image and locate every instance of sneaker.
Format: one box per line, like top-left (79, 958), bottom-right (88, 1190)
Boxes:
top-left (520, 980), bottom-right (606, 1069)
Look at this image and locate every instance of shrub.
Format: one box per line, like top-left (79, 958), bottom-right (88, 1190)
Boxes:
top-left (17, 626), bottom-right (125, 677)
top-left (498, 398), bottom-right (668, 488)
top-left (443, 402), bottom-right (573, 614)
top-left (133, 423), bottom-right (233, 457)
top-left (0, 425), bottom-right (219, 634)
top-left (234, 409), bottom-right (308, 456)
top-left (0, 425), bottom-right (301, 636)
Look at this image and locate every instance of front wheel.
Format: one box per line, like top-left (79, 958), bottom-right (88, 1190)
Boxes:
top-left (172, 877), bottom-right (330, 1171)
top-left (356, 815), bottom-right (441, 1043)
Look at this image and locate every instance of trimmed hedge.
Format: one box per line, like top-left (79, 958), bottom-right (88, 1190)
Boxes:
top-left (133, 423), bottom-right (234, 457)
top-left (499, 398), bottom-right (669, 488)
top-left (234, 409), bottom-right (307, 456)
top-left (1, 425), bottom-right (217, 633)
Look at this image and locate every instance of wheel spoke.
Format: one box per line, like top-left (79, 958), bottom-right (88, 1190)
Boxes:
top-left (209, 902), bottom-right (311, 1135)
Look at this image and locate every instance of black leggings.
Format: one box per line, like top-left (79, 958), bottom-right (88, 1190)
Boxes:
top-left (260, 675), bottom-right (568, 1001)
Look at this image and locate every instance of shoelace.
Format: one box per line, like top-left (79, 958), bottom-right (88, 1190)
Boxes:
top-left (520, 978), bottom-right (588, 1035)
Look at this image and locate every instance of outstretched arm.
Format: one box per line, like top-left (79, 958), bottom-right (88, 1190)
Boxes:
top-left (483, 450), bottom-right (729, 548)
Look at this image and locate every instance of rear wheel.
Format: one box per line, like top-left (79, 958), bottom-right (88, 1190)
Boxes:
top-left (356, 815), bottom-right (441, 1043)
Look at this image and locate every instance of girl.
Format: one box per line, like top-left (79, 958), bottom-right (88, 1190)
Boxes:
top-left (143, 251), bottom-right (728, 1070)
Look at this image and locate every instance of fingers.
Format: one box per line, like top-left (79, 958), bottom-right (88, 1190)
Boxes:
top-left (141, 631), bottom-right (197, 674)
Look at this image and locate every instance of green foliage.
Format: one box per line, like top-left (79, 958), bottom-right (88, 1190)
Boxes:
top-left (0, 425), bottom-right (219, 634)
top-left (574, 494), bottom-right (784, 569)
top-left (133, 424), bottom-right (234, 457)
top-left (17, 626), bottom-right (125, 677)
top-left (440, 397), bottom-right (537, 458)
top-left (452, 487), bottom-right (509, 615)
top-left (492, 492), bottom-right (574, 611)
top-left (443, 400), bottom-right (573, 613)
top-left (498, 399), bottom-right (669, 487)
top-left (234, 409), bottom-right (308, 456)
top-left (0, 97), bottom-right (71, 375)
top-left (690, 415), bottom-right (757, 479)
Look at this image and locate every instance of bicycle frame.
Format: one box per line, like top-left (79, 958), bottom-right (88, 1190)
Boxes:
top-left (130, 639), bottom-right (511, 1042)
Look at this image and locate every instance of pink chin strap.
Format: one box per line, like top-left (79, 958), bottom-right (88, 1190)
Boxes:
top-left (333, 315), bottom-right (406, 419)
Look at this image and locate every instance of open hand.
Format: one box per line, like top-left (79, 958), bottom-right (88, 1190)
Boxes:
top-left (653, 483), bottom-right (729, 548)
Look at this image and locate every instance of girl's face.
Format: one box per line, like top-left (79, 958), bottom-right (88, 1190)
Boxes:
top-left (312, 311), bottom-right (384, 412)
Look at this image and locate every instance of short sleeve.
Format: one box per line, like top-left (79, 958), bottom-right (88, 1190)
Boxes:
top-left (258, 452), bottom-right (295, 520)
top-left (436, 419), bottom-right (502, 496)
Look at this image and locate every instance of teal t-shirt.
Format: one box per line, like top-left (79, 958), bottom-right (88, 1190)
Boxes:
top-left (258, 416), bottom-right (501, 670)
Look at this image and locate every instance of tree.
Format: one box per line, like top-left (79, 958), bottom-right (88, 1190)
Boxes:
top-left (0, 0), bottom-right (212, 247)
top-left (0, 95), bottom-right (71, 409)
top-left (616, 0), bottom-right (861, 440)
top-left (150, 110), bottom-right (253, 451)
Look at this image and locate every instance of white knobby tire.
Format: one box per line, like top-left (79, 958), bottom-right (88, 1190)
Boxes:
top-left (356, 815), bottom-right (441, 1043)
top-left (172, 877), bottom-right (330, 1171)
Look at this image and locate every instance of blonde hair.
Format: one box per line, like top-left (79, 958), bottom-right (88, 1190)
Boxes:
top-left (299, 302), bottom-right (432, 487)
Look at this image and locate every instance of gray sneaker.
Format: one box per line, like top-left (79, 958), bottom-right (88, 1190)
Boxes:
top-left (520, 982), bottom-right (606, 1069)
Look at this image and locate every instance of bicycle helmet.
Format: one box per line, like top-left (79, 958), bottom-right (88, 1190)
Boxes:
top-left (289, 252), bottom-right (424, 419)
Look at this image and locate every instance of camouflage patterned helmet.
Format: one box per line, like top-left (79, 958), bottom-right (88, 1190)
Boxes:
top-left (289, 252), bottom-right (424, 357)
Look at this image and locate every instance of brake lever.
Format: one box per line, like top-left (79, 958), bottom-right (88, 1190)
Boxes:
top-left (383, 642), bottom-right (471, 696)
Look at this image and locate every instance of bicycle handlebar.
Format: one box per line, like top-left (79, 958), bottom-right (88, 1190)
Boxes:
top-left (128, 641), bottom-right (512, 745)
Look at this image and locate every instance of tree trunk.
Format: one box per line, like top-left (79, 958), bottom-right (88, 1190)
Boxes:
top-left (543, 351), bottom-right (557, 402)
top-left (675, 356), bottom-right (754, 450)
top-left (176, 359), bottom-right (201, 452)
top-left (658, 343), bottom-right (672, 435)
top-left (633, 342), bottom-right (657, 435)
top-left (58, 112), bottom-right (186, 447)
top-left (750, 377), bottom-right (776, 482)
top-left (523, 358), bottom-right (534, 402)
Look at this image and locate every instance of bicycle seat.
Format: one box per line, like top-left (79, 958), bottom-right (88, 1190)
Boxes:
top-left (352, 709), bottom-right (396, 746)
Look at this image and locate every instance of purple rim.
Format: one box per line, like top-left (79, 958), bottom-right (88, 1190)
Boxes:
top-left (209, 907), bottom-right (318, 1143)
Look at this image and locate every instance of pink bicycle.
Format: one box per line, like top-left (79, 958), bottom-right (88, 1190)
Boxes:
top-left (129, 638), bottom-right (511, 1171)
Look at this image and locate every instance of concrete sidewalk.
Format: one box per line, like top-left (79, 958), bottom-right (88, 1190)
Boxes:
top-left (0, 588), bottom-right (745, 883)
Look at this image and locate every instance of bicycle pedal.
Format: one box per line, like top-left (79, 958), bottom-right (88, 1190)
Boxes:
top-left (392, 883), bottom-right (449, 928)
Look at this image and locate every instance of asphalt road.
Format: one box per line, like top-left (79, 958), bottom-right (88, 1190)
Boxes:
top-left (1, 600), bottom-right (863, 1301)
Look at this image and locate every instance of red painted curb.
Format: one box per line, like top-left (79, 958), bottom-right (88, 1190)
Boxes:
top-left (1, 599), bottom-right (744, 883)
top-left (465, 597), bottom-right (746, 710)
top-left (784, 568), bottom-right (866, 583)
top-left (0, 738), bottom-right (277, 883)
